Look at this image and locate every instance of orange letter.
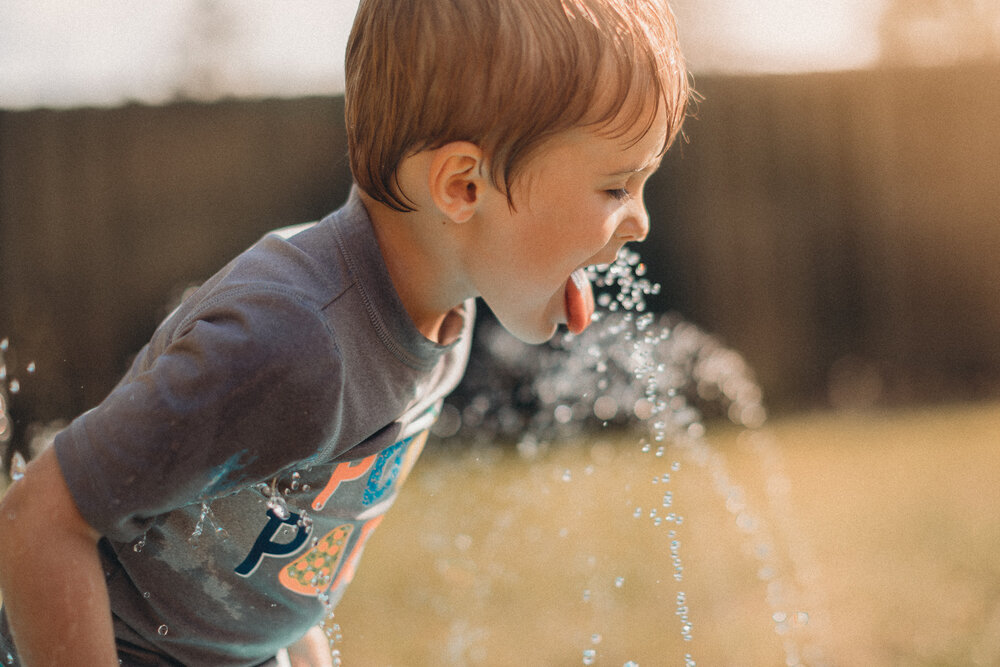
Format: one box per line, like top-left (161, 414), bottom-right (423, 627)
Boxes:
top-left (312, 455), bottom-right (378, 511)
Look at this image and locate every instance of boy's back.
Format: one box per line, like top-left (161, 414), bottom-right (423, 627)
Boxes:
top-left (1, 191), bottom-right (473, 666)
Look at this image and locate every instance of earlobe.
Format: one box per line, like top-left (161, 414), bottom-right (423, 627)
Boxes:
top-left (428, 141), bottom-right (486, 224)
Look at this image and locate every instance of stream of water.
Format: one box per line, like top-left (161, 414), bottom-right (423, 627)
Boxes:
top-left (435, 249), bottom-right (828, 665)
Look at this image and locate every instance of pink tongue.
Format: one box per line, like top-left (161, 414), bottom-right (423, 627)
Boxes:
top-left (565, 269), bottom-right (595, 335)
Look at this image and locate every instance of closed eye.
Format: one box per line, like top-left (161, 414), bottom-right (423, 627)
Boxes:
top-left (606, 188), bottom-right (631, 202)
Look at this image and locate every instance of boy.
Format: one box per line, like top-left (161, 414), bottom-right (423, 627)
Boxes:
top-left (0, 0), bottom-right (690, 664)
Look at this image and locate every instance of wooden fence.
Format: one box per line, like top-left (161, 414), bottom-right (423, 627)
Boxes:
top-left (1, 65), bottom-right (998, 440)
top-left (0, 97), bottom-right (351, 433)
top-left (645, 63), bottom-right (1000, 408)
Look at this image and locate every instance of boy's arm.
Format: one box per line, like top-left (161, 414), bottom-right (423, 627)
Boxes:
top-left (0, 446), bottom-right (119, 666)
top-left (285, 625), bottom-right (334, 667)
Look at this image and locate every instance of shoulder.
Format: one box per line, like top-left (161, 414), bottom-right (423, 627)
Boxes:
top-left (170, 285), bottom-right (342, 384)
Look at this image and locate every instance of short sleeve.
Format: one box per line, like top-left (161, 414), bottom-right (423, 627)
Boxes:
top-left (54, 287), bottom-right (344, 542)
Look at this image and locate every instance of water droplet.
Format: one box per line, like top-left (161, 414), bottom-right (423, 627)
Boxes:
top-left (0, 338), bottom-right (7, 351)
top-left (266, 494), bottom-right (290, 520)
top-left (143, 591), bottom-right (151, 599)
top-left (26, 362), bottom-right (35, 374)
top-left (614, 576), bottom-right (625, 588)
top-left (157, 624), bottom-right (168, 636)
top-left (9, 451), bottom-right (26, 482)
top-left (582, 648), bottom-right (596, 665)
top-left (590, 633), bottom-right (602, 644)
top-left (561, 469), bottom-right (572, 482)
top-left (133, 535), bottom-right (147, 553)
top-left (8, 380), bottom-right (19, 394)
top-left (554, 404), bottom-right (573, 424)
top-left (582, 589), bottom-right (591, 602)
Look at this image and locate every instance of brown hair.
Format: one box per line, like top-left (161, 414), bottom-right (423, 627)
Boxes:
top-left (345, 0), bottom-right (691, 212)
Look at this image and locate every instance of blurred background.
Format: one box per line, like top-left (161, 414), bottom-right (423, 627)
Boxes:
top-left (1, 0), bottom-right (998, 427)
top-left (1, 1), bottom-right (999, 665)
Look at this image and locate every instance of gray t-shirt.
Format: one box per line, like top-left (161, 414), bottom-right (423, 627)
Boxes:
top-left (0, 190), bottom-right (473, 666)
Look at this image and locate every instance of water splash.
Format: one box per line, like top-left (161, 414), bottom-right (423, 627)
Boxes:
top-left (189, 501), bottom-right (229, 544)
top-left (0, 338), bottom-right (33, 398)
top-left (8, 452), bottom-right (26, 482)
top-left (323, 620), bottom-right (344, 667)
top-left (255, 479), bottom-right (294, 520)
top-left (435, 248), bottom-right (824, 665)
top-left (1, 339), bottom-right (34, 486)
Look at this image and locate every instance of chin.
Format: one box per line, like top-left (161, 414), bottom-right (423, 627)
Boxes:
top-left (497, 318), bottom-right (558, 345)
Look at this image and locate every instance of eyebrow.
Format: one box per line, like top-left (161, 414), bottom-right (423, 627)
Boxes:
top-left (607, 157), bottom-right (663, 178)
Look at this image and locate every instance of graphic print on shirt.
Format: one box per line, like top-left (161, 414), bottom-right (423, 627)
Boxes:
top-left (234, 429), bottom-right (428, 598)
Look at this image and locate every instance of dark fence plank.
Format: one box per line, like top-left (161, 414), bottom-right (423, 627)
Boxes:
top-left (1, 66), bottom-right (999, 433)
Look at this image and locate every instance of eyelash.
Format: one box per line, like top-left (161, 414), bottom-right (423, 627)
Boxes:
top-left (606, 188), bottom-right (631, 202)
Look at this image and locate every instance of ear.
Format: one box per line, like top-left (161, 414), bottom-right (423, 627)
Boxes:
top-left (427, 141), bottom-right (487, 223)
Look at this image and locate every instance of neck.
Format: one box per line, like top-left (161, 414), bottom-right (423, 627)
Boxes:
top-left (360, 192), bottom-right (472, 345)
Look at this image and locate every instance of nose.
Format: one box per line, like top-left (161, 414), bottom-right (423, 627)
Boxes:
top-left (616, 199), bottom-right (650, 243)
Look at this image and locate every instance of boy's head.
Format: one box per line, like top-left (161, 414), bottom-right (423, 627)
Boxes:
top-left (345, 0), bottom-right (690, 213)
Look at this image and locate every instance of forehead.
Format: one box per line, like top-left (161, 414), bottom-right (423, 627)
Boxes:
top-left (552, 97), bottom-right (670, 168)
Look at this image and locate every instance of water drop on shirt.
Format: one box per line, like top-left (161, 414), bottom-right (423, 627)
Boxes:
top-left (9, 451), bottom-right (26, 482)
top-left (266, 495), bottom-right (291, 520)
top-left (157, 625), bottom-right (168, 636)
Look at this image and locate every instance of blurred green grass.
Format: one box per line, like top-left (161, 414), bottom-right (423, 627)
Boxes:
top-left (2, 402), bottom-right (997, 665)
top-left (336, 402), bottom-right (1000, 666)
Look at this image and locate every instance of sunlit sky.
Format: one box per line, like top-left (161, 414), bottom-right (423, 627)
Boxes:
top-left (1, 0), bottom-right (890, 109)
